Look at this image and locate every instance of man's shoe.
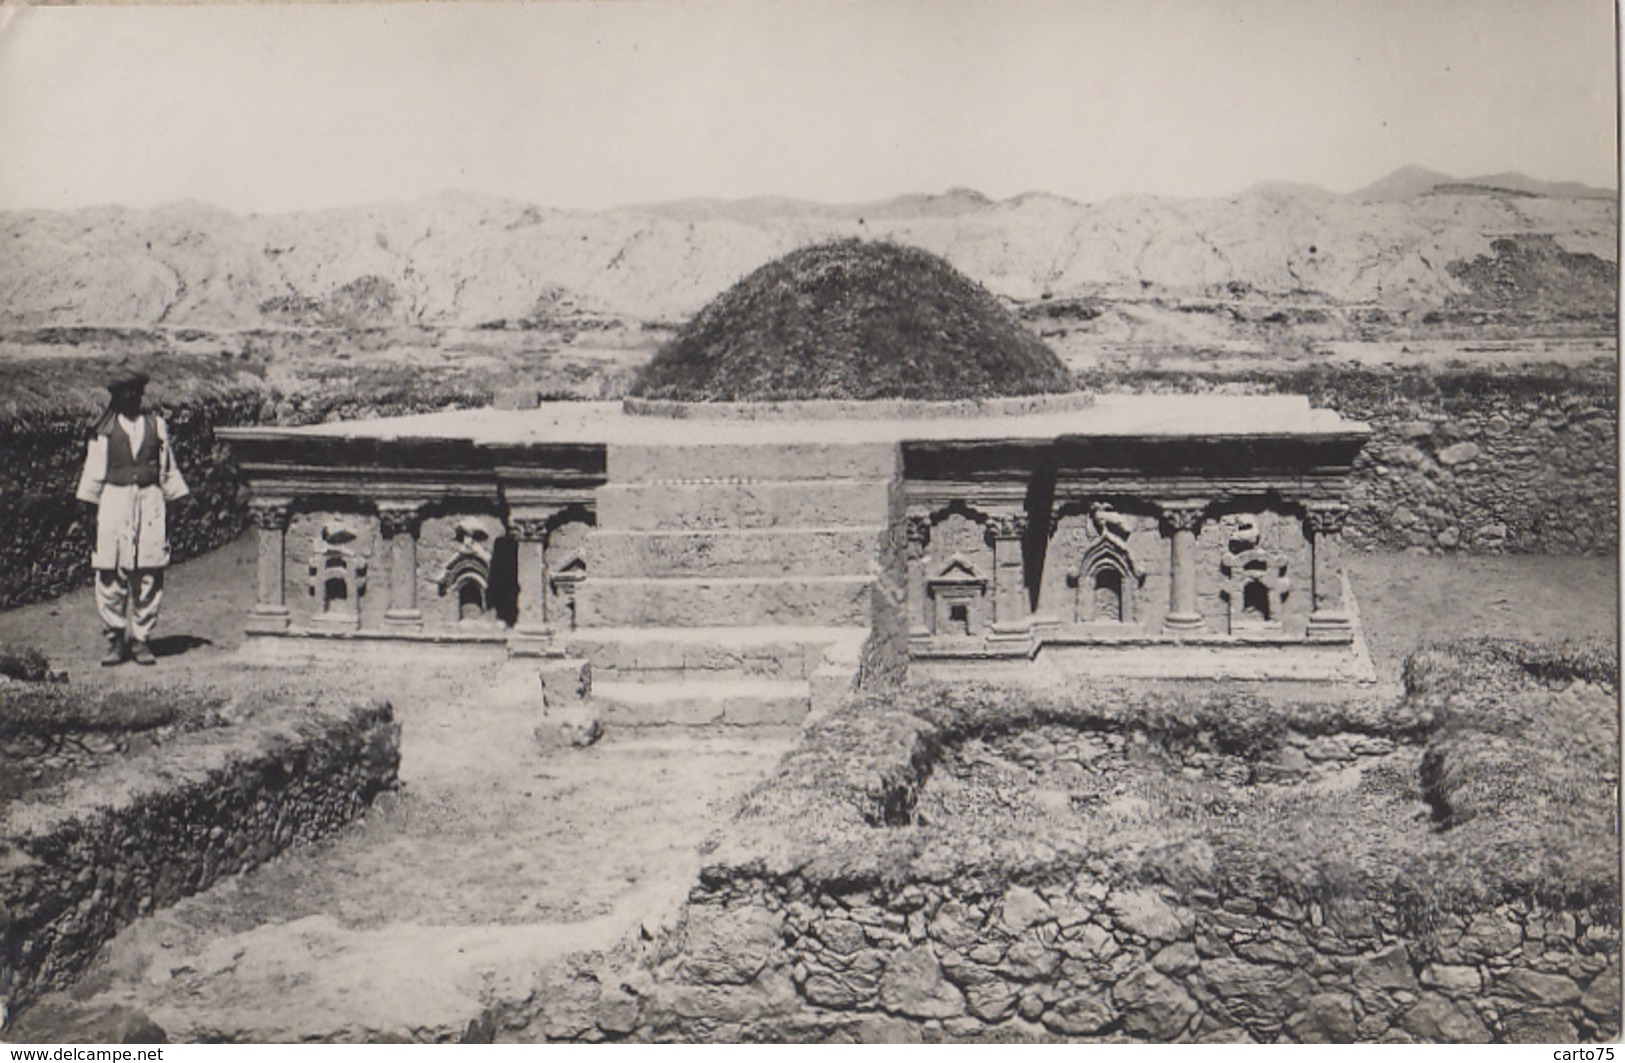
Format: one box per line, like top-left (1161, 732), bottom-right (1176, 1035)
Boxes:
top-left (129, 641), bottom-right (156, 666)
top-left (101, 635), bottom-right (128, 667)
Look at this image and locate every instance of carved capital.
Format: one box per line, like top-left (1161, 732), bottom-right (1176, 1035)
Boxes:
top-left (989, 512), bottom-right (1028, 540)
top-left (376, 502), bottom-right (424, 538)
top-left (508, 513), bottom-right (551, 542)
top-left (905, 514), bottom-right (932, 551)
top-left (1158, 502), bottom-right (1206, 534)
top-left (1306, 504), bottom-right (1349, 536)
top-left (248, 499), bottom-right (292, 531)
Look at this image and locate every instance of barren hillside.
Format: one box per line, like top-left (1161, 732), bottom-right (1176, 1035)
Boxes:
top-left (1, 170), bottom-right (1614, 339)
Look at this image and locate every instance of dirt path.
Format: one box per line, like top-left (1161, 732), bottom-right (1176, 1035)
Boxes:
top-left (4, 533), bottom-right (795, 1041)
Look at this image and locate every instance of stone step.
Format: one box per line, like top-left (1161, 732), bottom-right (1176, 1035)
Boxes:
top-left (592, 678), bottom-right (811, 727)
top-left (607, 441), bottom-right (900, 484)
top-left (588, 527), bottom-right (884, 578)
top-left (577, 576), bottom-right (875, 628)
top-left (595, 480), bottom-right (895, 531)
top-left (565, 625), bottom-right (865, 682)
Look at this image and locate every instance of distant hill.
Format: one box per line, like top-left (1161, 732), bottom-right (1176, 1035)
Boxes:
top-left (1351, 165), bottom-right (1616, 202)
top-left (0, 169), bottom-right (1615, 333)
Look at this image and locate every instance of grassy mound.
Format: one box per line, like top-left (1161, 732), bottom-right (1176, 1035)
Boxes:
top-left (629, 239), bottom-right (1074, 402)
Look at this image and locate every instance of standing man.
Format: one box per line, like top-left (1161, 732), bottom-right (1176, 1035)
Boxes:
top-left (76, 365), bottom-right (190, 666)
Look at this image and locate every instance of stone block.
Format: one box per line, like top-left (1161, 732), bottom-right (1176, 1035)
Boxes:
top-left (578, 576), bottom-right (874, 628)
top-left (607, 441), bottom-right (900, 484)
top-left (930, 900), bottom-right (984, 951)
top-left (593, 678), bottom-right (809, 727)
top-left (1500, 968), bottom-right (1582, 1006)
top-left (998, 935), bottom-right (1061, 982)
top-left (813, 917), bottom-right (868, 956)
top-left (1000, 885), bottom-right (1053, 933)
top-left (1502, 1009), bottom-right (1579, 1043)
top-left (803, 960), bottom-right (881, 1009)
top-left (1114, 968), bottom-right (1199, 1040)
top-left (1041, 992), bottom-right (1119, 1036)
top-left (595, 480), bottom-right (894, 531)
top-left (1436, 442), bottom-right (1481, 465)
top-left (1151, 942), bottom-right (1199, 976)
top-left (1107, 888), bottom-right (1192, 942)
top-left (878, 946), bottom-right (966, 1020)
top-left (1421, 963), bottom-right (1482, 996)
top-left (1449, 910), bottom-right (1521, 962)
top-left (1353, 943), bottom-right (1419, 996)
top-left (1286, 993), bottom-right (1358, 1043)
top-left (589, 527), bottom-right (883, 578)
top-left (677, 905), bottom-right (783, 986)
top-left (1399, 993), bottom-right (1491, 1043)
top-left (1581, 961), bottom-right (1620, 1020)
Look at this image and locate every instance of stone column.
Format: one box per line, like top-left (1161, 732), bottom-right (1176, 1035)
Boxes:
top-left (1306, 504), bottom-right (1353, 641)
top-left (905, 515), bottom-right (931, 639)
top-left (989, 512), bottom-right (1031, 637)
top-left (378, 502), bottom-right (424, 631)
top-left (1160, 502), bottom-right (1207, 634)
top-left (508, 512), bottom-right (554, 655)
top-left (247, 498), bottom-right (292, 633)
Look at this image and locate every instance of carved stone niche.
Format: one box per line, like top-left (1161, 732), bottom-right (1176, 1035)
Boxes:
top-left (307, 518), bottom-right (368, 629)
top-left (1066, 502), bottom-right (1144, 626)
top-left (548, 551), bottom-right (587, 633)
top-left (927, 554), bottom-right (989, 638)
top-left (1217, 514), bottom-right (1291, 634)
top-left (438, 517), bottom-right (503, 625)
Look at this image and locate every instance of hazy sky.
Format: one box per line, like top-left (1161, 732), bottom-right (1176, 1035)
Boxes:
top-left (0, 0), bottom-right (1615, 213)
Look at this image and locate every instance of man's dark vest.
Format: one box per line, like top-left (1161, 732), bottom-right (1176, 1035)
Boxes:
top-left (104, 415), bottom-right (161, 487)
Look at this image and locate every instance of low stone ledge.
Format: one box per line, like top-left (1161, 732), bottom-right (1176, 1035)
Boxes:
top-left (1, 698), bottom-right (400, 1013)
top-left (622, 391), bottom-right (1096, 422)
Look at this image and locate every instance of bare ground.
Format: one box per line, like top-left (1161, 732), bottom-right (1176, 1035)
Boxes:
top-left (0, 534), bottom-right (1615, 1040)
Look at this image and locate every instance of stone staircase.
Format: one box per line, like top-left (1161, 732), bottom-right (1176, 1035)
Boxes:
top-left (565, 441), bottom-right (901, 728)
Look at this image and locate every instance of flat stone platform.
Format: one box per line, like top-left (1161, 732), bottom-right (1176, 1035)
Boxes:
top-left (281, 394), bottom-right (1367, 445)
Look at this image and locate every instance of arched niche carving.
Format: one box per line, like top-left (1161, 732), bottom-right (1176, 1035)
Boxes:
top-left (307, 517), bottom-right (368, 625)
top-left (1064, 503), bottom-right (1145, 624)
top-left (437, 517), bottom-right (502, 624)
top-left (1217, 513), bottom-right (1291, 632)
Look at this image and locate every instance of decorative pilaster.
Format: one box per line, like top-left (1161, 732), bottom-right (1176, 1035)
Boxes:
top-left (905, 514), bottom-right (931, 638)
top-left (247, 498), bottom-right (292, 632)
top-left (988, 511), bottom-right (1031, 637)
top-left (1305, 504), bottom-right (1353, 641)
top-left (377, 502), bottom-right (424, 631)
top-left (1160, 502), bottom-right (1207, 634)
top-left (508, 512), bottom-right (554, 655)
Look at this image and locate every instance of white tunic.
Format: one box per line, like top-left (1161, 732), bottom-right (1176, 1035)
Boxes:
top-left (75, 416), bottom-right (191, 571)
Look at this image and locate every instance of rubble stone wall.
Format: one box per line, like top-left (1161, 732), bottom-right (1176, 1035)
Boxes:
top-left (501, 871), bottom-right (1619, 1044)
top-left (1094, 365), bottom-right (1618, 557)
top-left (0, 701), bottom-right (400, 1010)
